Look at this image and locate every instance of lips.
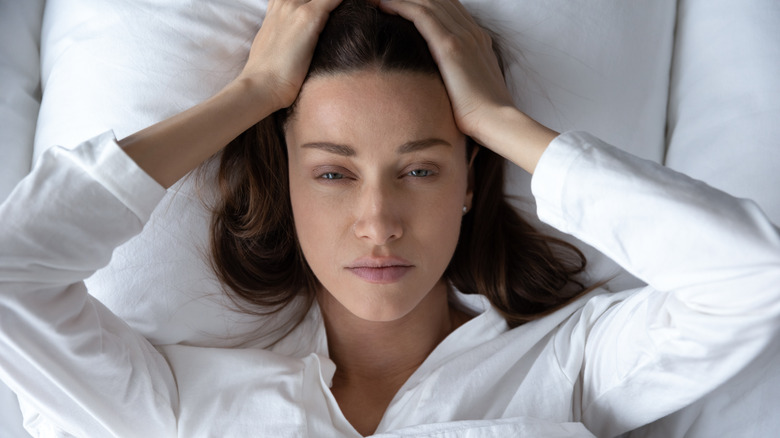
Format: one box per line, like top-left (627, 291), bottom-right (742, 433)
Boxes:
top-left (346, 256), bottom-right (413, 284)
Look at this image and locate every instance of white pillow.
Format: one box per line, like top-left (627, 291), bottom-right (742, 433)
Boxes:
top-left (37, 0), bottom-right (273, 346)
top-left (0, 1), bottom-right (46, 435)
top-left (665, 0), bottom-right (780, 224)
top-left (35, 0), bottom-right (676, 345)
top-left (627, 1), bottom-right (780, 436)
top-left (0, 0), bottom-right (44, 202)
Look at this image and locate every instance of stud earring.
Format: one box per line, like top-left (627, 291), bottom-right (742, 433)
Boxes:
top-left (462, 205), bottom-right (469, 214)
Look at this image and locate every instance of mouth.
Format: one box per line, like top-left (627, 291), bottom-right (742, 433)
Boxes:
top-left (346, 257), bottom-right (414, 284)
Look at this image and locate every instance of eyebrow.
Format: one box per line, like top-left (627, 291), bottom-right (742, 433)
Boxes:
top-left (301, 142), bottom-right (355, 156)
top-left (398, 138), bottom-right (452, 154)
top-left (300, 138), bottom-right (451, 157)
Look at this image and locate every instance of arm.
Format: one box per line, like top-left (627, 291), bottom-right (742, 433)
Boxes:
top-left (382, 0), bottom-right (780, 432)
top-left (121, 0), bottom-right (343, 188)
top-left (0, 134), bottom-right (179, 436)
top-left (535, 132), bottom-right (780, 435)
top-left (119, 80), bottom-right (275, 188)
top-left (0, 0), bottom-right (343, 434)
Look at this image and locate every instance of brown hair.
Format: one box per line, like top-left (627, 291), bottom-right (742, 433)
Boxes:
top-left (210, 0), bottom-right (587, 330)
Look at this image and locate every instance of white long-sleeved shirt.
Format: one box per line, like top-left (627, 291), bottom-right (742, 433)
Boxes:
top-left (0, 131), bottom-right (778, 437)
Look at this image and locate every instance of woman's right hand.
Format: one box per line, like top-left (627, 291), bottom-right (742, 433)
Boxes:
top-left (121, 0), bottom-right (342, 188)
top-left (238, 0), bottom-right (344, 111)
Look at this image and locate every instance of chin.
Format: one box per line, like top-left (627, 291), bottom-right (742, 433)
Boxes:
top-left (330, 283), bottom-right (423, 323)
top-left (350, 295), bottom-right (417, 323)
top-left (317, 276), bottom-right (443, 324)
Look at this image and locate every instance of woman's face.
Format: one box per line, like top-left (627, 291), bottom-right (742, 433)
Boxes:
top-left (285, 69), bottom-right (473, 322)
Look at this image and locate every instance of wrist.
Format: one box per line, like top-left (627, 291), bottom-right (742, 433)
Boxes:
top-left (224, 76), bottom-right (281, 123)
top-left (466, 105), bottom-right (527, 145)
top-left (470, 106), bottom-right (559, 174)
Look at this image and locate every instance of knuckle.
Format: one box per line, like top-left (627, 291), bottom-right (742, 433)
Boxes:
top-left (439, 34), bottom-right (463, 55)
top-left (416, 4), bottom-right (436, 20)
top-left (479, 29), bottom-right (493, 46)
top-left (297, 4), bottom-right (327, 28)
top-left (296, 6), bottom-right (316, 22)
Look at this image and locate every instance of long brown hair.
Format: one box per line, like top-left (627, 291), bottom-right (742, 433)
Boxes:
top-left (210, 0), bottom-right (587, 330)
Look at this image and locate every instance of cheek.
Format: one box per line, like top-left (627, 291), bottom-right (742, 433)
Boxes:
top-left (289, 176), bottom-right (338, 267)
top-left (409, 185), bottom-right (465, 267)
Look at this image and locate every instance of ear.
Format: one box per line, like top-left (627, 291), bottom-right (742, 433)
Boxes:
top-left (464, 145), bottom-right (479, 211)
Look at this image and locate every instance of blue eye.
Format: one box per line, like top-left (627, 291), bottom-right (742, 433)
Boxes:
top-left (320, 172), bottom-right (344, 180)
top-left (409, 169), bottom-right (433, 177)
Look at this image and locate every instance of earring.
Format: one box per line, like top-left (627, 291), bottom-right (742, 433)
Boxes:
top-left (462, 205), bottom-right (469, 214)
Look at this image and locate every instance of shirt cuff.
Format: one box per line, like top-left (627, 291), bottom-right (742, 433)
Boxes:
top-left (63, 130), bottom-right (167, 223)
top-left (531, 131), bottom-right (597, 233)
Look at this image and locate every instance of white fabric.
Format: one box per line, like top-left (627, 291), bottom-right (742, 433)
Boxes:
top-left (0, 0), bottom-right (43, 201)
top-left (1, 131), bottom-right (778, 437)
top-left (665, 0), bottom-right (780, 224)
top-left (4, 0), bottom-right (775, 435)
top-left (32, 0), bottom-right (676, 348)
top-left (0, 1), bottom-right (46, 435)
top-left (0, 132), bottom-right (177, 437)
top-left (630, 1), bottom-right (780, 436)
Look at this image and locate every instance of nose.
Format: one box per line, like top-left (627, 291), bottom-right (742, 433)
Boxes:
top-left (353, 183), bottom-right (403, 245)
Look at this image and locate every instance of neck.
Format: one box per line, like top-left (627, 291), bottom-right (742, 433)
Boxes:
top-left (319, 280), bottom-right (462, 382)
top-left (318, 281), bottom-right (471, 436)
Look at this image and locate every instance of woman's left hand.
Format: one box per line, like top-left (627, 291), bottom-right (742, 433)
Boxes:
top-left (379, 0), bottom-right (559, 173)
top-left (378, 0), bottom-right (515, 142)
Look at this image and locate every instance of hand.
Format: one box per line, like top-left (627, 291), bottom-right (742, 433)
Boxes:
top-left (238, 0), bottom-right (343, 111)
top-left (122, 0), bottom-right (342, 188)
top-left (379, 0), bottom-right (558, 173)
top-left (378, 0), bottom-right (516, 144)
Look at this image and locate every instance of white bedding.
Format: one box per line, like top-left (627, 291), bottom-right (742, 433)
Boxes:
top-left (1, 0), bottom-right (778, 436)
top-left (0, 0), bottom-right (42, 201)
top-left (0, 2), bottom-right (45, 436)
top-left (665, 0), bottom-right (780, 222)
top-left (627, 0), bottom-right (780, 435)
top-left (32, 0), bottom-right (677, 348)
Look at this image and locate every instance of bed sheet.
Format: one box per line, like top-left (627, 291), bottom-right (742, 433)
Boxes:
top-left (627, 0), bottom-right (780, 435)
top-left (5, 0), bottom-right (780, 436)
top-left (33, 0), bottom-right (676, 348)
top-left (0, 1), bottom-right (46, 436)
top-left (0, 0), bottom-right (42, 201)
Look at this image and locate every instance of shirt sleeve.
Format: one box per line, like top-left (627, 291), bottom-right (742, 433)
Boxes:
top-left (531, 132), bottom-right (780, 436)
top-left (0, 132), bottom-right (179, 436)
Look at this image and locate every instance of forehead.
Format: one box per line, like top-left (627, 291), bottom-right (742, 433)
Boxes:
top-left (285, 70), bottom-right (462, 148)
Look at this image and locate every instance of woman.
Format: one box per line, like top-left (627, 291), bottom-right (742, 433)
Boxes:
top-left (0, 0), bottom-right (778, 436)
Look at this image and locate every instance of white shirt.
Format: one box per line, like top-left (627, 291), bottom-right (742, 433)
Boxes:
top-left (0, 131), bottom-right (778, 437)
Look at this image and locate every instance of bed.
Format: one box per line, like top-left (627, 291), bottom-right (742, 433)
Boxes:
top-left (1, 0), bottom-right (779, 436)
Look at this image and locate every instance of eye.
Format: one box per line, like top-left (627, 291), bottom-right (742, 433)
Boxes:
top-left (319, 172), bottom-right (344, 180)
top-left (408, 169), bottom-right (433, 177)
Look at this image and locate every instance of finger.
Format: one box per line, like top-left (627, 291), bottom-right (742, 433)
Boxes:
top-left (299, 0), bottom-right (344, 33)
top-left (442, 0), bottom-right (479, 26)
top-left (409, 0), bottom-right (491, 46)
top-left (379, 0), bottom-right (466, 52)
top-left (380, 0), bottom-right (488, 50)
top-left (384, 0), bottom-right (497, 82)
top-left (417, 0), bottom-right (480, 28)
top-left (381, 0), bottom-right (473, 26)
top-left (380, 0), bottom-right (460, 28)
top-left (309, 0), bottom-right (344, 14)
top-left (377, 0), bottom-right (398, 15)
top-left (266, 0), bottom-right (278, 14)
